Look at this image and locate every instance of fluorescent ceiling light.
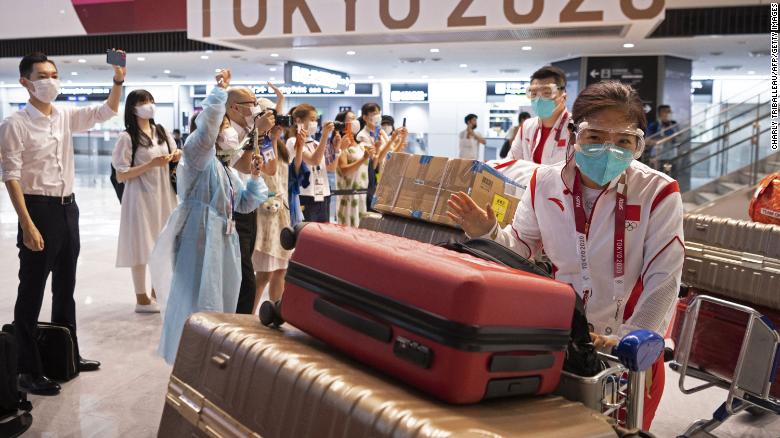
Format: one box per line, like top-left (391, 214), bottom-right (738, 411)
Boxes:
top-left (521, 46), bottom-right (532, 51)
top-left (346, 51), bottom-right (356, 55)
top-left (459, 64), bottom-right (468, 68)
top-left (623, 43), bottom-right (635, 48)
top-left (163, 69), bottom-right (171, 74)
top-left (430, 48), bottom-right (440, 53)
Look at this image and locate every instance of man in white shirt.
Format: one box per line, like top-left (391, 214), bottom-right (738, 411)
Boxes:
top-left (458, 114), bottom-right (486, 159)
top-left (0, 52), bottom-right (125, 395)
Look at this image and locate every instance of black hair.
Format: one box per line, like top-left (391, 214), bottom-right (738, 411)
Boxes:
top-left (657, 104), bottom-right (672, 113)
top-left (381, 115), bottom-right (395, 127)
top-left (124, 89), bottom-right (170, 151)
top-left (530, 65), bottom-right (567, 89)
top-left (359, 102), bottom-right (381, 131)
top-left (464, 114), bottom-right (478, 124)
top-left (19, 52), bottom-right (57, 79)
top-left (361, 103), bottom-right (380, 117)
top-left (518, 112), bottom-right (531, 123)
top-left (572, 81), bottom-right (647, 133)
top-left (173, 129), bottom-right (181, 135)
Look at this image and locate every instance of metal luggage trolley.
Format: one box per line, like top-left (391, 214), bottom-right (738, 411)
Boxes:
top-left (670, 295), bottom-right (780, 437)
top-left (556, 329), bottom-right (665, 431)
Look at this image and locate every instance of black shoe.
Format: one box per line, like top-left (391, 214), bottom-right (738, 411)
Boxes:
top-left (18, 374), bottom-right (61, 396)
top-left (78, 357), bottom-right (101, 372)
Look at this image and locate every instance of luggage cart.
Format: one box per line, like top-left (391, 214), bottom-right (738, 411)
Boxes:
top-left (556, 330), bottom-right (665, 431)
top-left (670, 295), bottom-right (780, 437)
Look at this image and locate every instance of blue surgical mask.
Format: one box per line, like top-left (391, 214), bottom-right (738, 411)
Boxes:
top-left (531, 97), bottom-right (556, 119)
top-left (574, 145), bottom-right (633, 186)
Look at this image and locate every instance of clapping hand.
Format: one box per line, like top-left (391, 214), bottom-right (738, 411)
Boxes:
top-left (251, 153), bottom-right (263, 177)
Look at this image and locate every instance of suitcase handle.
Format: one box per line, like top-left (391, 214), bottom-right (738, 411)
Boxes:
top-left (314, 298), bottom-right (393, 343)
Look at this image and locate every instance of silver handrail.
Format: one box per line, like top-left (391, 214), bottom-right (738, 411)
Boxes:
top-left (646, 82), bottom-right (770, 144)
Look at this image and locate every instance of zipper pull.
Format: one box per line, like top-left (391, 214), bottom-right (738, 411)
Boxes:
top-left (614, 298), bottom-right (623, 321)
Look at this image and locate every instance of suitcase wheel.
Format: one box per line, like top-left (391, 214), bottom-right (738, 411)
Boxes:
top-left (259, 301), bottom-right (284, 327)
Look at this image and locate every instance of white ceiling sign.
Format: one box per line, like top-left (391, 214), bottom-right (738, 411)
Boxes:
top-left (188, 0), bottom-right (665, 45)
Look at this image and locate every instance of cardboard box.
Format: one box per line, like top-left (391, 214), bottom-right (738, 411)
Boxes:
top-left (374, 154), bottom-right (523, 228)
top-left (432, 159), bottom-right (522, 227)
top-left (373, 152), bottom-right (412, 212)
top-left (386, 155), bottom-right (449, 221)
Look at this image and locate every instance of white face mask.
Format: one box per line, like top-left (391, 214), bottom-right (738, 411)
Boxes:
top-left (371, 114), bottom-right (382, 126)
top-left (307, 121), bottom-right (319, 135)
top-left (134, 103), bottom-right (156, 120)
top-left (245, 106), bottom-right (263, 128)
top-left (29, 78), bottom-right (60, 103)
top-left (349, 119), bottom-right (360, 133)
top-left (381, 126), bottom-right (393, 135)
top-left (217, 126), bottom-right (241, 151)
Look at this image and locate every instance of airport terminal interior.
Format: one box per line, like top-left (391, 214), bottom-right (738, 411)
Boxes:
top-left (0, 0), bottom-right (779, 437)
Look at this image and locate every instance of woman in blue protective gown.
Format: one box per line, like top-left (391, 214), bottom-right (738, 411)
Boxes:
top-left (150, 69), bottom-right (269, 364)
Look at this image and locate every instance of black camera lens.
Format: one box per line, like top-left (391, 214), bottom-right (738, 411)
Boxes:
top-left (275, 115), bottom-right (292, 128)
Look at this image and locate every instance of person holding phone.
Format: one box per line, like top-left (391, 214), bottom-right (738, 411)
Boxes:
top-left (112, 89), bottom-right (180, 313)
top-left (149, 69), bottom-right (269, 364)
top-left (285, 103), bottom-right (333, 223)
top-left (337, 103), bottom-right (382, 226)
top-left (222, 84), bottom-right (283, 315)
top-left (0, 51), bottom-right (124, 395)
top-left (253, 124), bottom-right (308, 312)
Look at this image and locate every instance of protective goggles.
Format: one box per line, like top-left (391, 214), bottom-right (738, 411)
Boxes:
top-left (572, 121), bottom-right (646, 161)
top-left (526, 83), bottom-right (562, 100)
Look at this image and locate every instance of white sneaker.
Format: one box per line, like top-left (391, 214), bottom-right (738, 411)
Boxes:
top-left (135, 302), bottom-right (160, 313)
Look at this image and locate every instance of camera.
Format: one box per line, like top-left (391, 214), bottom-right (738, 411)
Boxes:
top-left (265, 109), bottom-right (292, 128)
top-left (275, 115), bottom-right (292, 128)
top-left (333, 120), bottom-right (346, 131)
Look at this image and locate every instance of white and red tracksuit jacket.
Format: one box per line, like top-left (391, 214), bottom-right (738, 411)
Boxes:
top-left (509, 111), bottom-right (571, 165)
top-left (485, 158), bottom-right (685, 338)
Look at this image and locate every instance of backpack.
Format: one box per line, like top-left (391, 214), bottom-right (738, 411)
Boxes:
top-left (0, 331), bottom-right (33, 438)
top-left (110, 129), bottom-right (176, 203)
top-left (749, 172), bottom-right (780, 225)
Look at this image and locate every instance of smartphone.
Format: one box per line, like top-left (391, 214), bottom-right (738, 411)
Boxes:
top-left (106, 49), bottom-right (126, 67)
top-left (296, 123), bottom-right (304, 134)
top-left (402, 117), bottom-right (407, 128)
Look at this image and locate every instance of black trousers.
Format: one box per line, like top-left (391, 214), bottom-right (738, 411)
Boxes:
top-left (234, 211), bottom-right (257, 314)
top-left (15, 196), bottom-right (80, 376)
top-left (300, 196), bottom-right (331, 223)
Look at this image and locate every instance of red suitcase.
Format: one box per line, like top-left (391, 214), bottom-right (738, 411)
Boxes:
top-left (277, 223), bottom-right (575, 404)
top-left (671, 290), bottom-right (780, 398)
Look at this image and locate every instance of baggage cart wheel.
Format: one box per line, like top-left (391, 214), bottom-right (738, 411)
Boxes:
top-left (259, 301), bottom-right (284, 327)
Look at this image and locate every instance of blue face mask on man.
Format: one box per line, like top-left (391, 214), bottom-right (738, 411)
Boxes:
top-left (531, 97), bottom-right (557, 119)
top-left (574, 144), bottom-right (634, 186)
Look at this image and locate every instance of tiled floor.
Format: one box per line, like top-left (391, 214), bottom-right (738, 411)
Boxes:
top-left (0, 181), bottom-right (778, 438)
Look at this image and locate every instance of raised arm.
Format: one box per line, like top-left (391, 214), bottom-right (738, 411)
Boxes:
top-left (183, 69), bottom-right (231, 171)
